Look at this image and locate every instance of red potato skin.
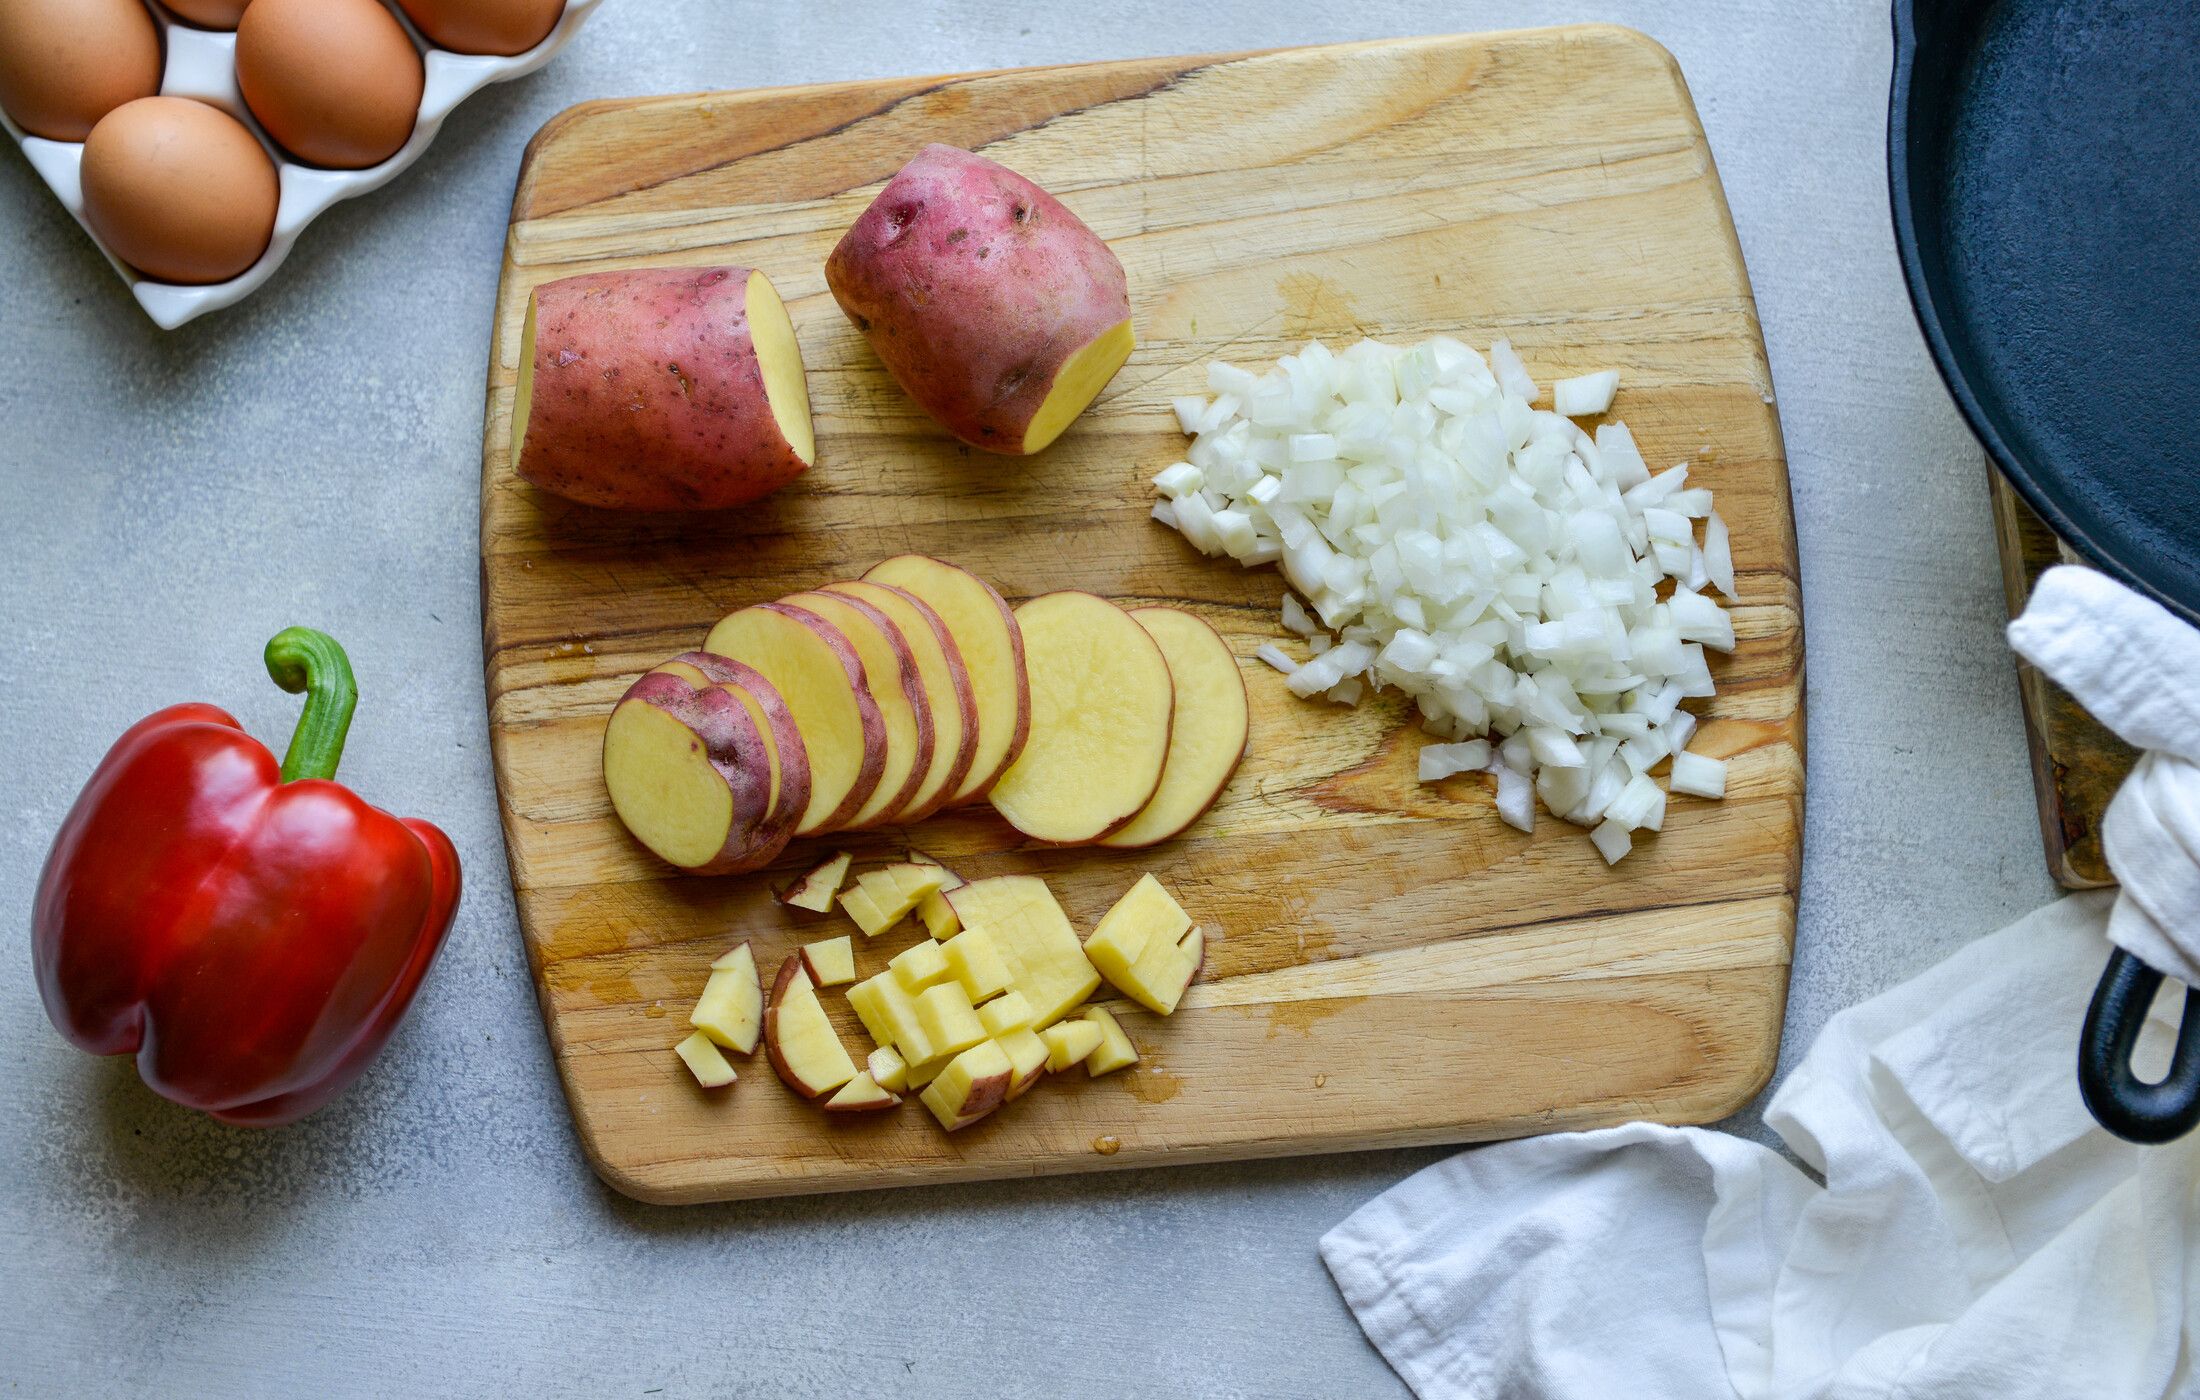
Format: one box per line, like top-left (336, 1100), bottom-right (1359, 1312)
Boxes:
top-left (604, 671), bottom-right (788, 875)
top-left (860, 555), bottom-right (1032, 805)
top-left (517, 266), bottom-right (808, 511)
top-left (762, 954), bottom-right (826, 1099)
top-left (660, 651), bottom-right (812, 842)
top-left (821, 580), bottom-right (979, 822)
top-left (779, 591), bottom-right (934, 829)
top-left (825, 145), bottom-right (1130, 454)
top-left (734, 603), bottom-right (888, 834)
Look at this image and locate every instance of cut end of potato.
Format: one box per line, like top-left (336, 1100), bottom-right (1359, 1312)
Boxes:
top-left (745, 269), bottom-right (815, 466)
top-left (511, 291), bottom-right (539, 470)
top-left (602, 699), bottom-right (736, 871)
top-left (1021, 318), bottom-right (1134, 454)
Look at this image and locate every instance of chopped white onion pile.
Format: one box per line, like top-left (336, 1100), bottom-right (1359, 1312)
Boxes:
top-left (1152, 337), bottom-right (1737, 863)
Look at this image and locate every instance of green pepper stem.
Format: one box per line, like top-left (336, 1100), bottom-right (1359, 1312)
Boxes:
top-left (264, 627), bottom-right (358, 784)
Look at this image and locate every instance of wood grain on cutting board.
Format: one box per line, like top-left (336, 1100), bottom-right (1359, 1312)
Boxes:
top-left (479, 26), bottom-right (1804, 1203)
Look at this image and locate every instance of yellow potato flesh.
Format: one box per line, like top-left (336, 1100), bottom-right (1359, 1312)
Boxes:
top-left (826, 580), bottom-right (968, 819)
top-left (913, 982), bottom-right (986, 1060)
top-left (690, 947), bottom-right (762, 1053)
top-left (786, 591), bottom-right (924, 828)
top-left (655, 659), bottom-right (782, 818)
top-left (602, 701), bottom-right (733, 871)
top-left (863, 556), bottom-right (1024, 805)
top-left (674, 1030), bottom-right (737, 1088)
top-left (996, 1027), bottom-right (1049, 1097)
top-left (1102, 609), bottom-right (1249, 848)
top-left (888, 939), bottom-right (952, 994)
top-left (944, 876), bottom-right (1101, 1028)
top-left (1084, 873), bottom-right (1192, 991)
top-left (774, 984), bottom-right (858, 1095)
top-left (511, 293), bottom-right (539, 469)
top-left (801, 935), bottom-right (856, 986)
top-left (1082, 1005), bottom-right (1139, 1076)
top-left (705, 607), bottom-right (867, 834)
top-left (1021, 318), bottom-right (1134, 454)
top-left (989, 592), bottom-right (1173, 844)
top-left (1041, 1019), bottom-right (1103, 1071)
top-left (745, 269), bottom-right (815, 465)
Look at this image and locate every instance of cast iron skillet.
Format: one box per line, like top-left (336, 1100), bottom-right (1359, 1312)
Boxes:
top-left (1890, 0), bottom-right (2200, 1143)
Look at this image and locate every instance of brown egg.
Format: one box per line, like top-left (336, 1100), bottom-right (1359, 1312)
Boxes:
top-left (396, 0), bottom-right (564, 56)
top-left (81, 97), bottom-right (279, 284)
top-left (0, 0), bottom-right (163, 141)
top-left (237, 0), bottom-right (424, 169)
top-left (162, 0), bottom-right (250, 29)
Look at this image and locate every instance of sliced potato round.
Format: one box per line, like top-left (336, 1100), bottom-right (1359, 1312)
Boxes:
top-left (987, 591), bottom-right (1173, 845)
top-left (704, 604), bottom-right (884, 834)
top-left (779, 589), bottom-right (933, 829)
top-left (862, 554), bottom-right (1029, 804)
top-left (823, 579), bottom-right (977, 822)
top-left (659, 651), bottom-right (812, 840)
top-left (601, 669), bottom-right (787, 874)
top-left (1101, 608), bottom-right (1250, 848)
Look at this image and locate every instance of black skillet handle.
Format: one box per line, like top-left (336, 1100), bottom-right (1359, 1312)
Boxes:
top-left (2080, 949), bottom-right (2200, 1143)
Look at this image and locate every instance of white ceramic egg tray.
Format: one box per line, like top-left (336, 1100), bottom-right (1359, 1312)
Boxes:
top-left (1, 0), bottom-right (600, 329)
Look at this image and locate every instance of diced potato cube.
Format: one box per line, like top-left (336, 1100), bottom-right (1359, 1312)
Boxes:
top-left (800, 935), bottom-right (856, 986)
top-left (977, 990), bottom-right (1035, 1036)
top-left (918, 1040), bottom-right (1013, 1130)
top-left (918, 889), bottom-right (961, 939)
top-left (942, 926), bottom-right (1012, 1003)
top-left (995, 1027), bottom-right (1049, 1098)
top-left (1082, 1005), bottom-right (1138, 1076)
top-left (1085, 873), bottom-right (1191, 989)
top-left (847, 973), bottom-right (935, 1063)
top-left (866, 1044), bottom-right (909, 1093)
top-left (913, 982), bottom-right (985, 1060)
top-left (1041, 1019), bottom-right (1103, 1071)
top-left (888, 939), bottom-right (952, 993)
top-left (673, 1030), bottom-right (737, 1088)
top-left (839, 884), bottom-right (896, 938)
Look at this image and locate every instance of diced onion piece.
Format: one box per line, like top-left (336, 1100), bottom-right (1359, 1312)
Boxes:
top-left (1493, 762), bottom-right (1534, 832)
top-left (1670, 750), bottom-right (1727, 798)
top-left (1153, 462), bottom-right (1203, 498)
top-left (1489, 339), bottom-right (1538, 401)
top-left (1152, 334), bottom-right (1737, 862)
top-left (1704, 510), bottom-right (1735, 597)
top-left (1590, 818), bottom-right (1633, 865)
top-left (1553, 370), bottom-right (1619, 418)
top-left (1419, 739), bottom-right (1492, 781)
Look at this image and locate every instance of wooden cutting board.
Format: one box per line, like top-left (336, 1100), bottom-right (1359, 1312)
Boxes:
top-left (480, 26), bottom-right (1804, 1204)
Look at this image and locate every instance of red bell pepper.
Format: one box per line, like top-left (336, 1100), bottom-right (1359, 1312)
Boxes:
top-left (32, 627), bottom-right (461, 1126)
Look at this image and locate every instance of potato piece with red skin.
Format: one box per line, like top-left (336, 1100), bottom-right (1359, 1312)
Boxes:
top-left (778, 590), bottom-right (933, 829)
top-left (861, 555), bottom-right (1030, 806)
top-left (825, 145), bottom-right (1133, 455)
top-left (513, 265), bottom-right (814, 510)
top-left (654, 652), bottom-right (811, 840)
top-left (601, 669), bottom-right (789, 875)
top-left (704, 604), bottom-right (885, 835)
top-left (820, 579), bottom-right (978, 822)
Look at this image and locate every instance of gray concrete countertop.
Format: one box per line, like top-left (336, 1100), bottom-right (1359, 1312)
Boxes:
top-left (0, 2), bottom-right (2060, 1395)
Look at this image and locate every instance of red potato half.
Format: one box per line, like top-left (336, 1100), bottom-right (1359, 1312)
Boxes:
top-left (825, 144), bottom-right (1134, 455)
top-left (1100, 608), bottom-right (1250, 848)
top-left (987, 592), bottom-right (1175, 845)
top-left (778, 590), bottom-right (933, 830)
top-left (821, 579), bottom-right (978, 821)
top-left (513, 265), bottom-right (815, 510)
top-left (861, 555), bottom-right (1029, 804)
top-left (601, 670), bottom-right (789, 875)
top-left (705, 604), bottom-right (886, 835)
top-left (763, 955), bottom-right (859, 1100)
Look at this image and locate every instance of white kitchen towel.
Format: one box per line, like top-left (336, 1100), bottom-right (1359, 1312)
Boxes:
top-left (2010, 565), bottom-right (2200, 989)
top-left (1323, 565), bottom-right (2200, 1400)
